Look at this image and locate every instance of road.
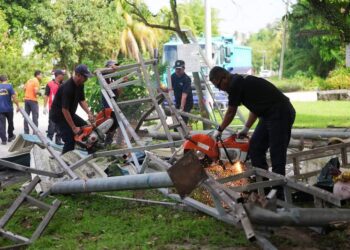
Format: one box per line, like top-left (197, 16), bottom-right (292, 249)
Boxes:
top-left (0, 106), bottom-right (87, 157)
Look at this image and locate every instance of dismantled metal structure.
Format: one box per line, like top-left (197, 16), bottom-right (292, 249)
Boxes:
top-left (1, 53), bottom-right (350, 249)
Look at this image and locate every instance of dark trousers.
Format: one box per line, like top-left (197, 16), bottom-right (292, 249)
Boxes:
top-left (0, 112), bottom-right (14, 142)
top-left (55, 115), bottom-right (86, 154)
top-left (47, 118), bottom-right (61, 141)
top-left (249, 102), bottom-right (295, 176)
top-left (24, 100), bottom-right (39, 134)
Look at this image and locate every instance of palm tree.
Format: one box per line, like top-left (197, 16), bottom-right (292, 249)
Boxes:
top-left (119, 13), bottom-right (158, 61)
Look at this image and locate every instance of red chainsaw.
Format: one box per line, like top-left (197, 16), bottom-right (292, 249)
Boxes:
top-left (183, 133), bottom-right (249, 167)
top-left (74, 108), bottom-right (115, 150)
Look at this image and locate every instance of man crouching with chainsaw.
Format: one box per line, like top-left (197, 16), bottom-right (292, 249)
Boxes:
top-left (209, 66), bottom-right (295, 176)
top-left (50, 64), bottom-right (94, 154)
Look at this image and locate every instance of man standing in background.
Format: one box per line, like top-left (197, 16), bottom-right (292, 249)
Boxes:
top-left (171, 60), bottom-right (193, 125)
top-left (24, 70), bottom-right (42, 134)
top-left (0, 75), bottom-right (20, 145)
top-left (43, 69), bottom-right (65, 145)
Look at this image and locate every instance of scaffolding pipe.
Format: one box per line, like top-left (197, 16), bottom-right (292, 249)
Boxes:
top-left (245, 204), bottom-right (350, 227)
top-left (50, 172), bottom-right (173, 194)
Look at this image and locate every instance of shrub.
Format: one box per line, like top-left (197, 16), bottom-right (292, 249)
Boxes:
top-left (324, 68), bottom-right (350, 90)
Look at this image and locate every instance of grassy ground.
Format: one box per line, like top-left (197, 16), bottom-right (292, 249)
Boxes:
top-left (0, 184), bottom-right (250, 250)
top-left (191, 101), bottom-right (350, 130)
top-left (1, 101), bottom-right (350, 249)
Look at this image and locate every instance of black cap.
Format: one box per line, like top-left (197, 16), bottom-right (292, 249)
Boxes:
top-left (0, 75), bottom-right (8, 82)
top-left (54, 69), bottom-right (65, 77)
top-left (75, 64), bottom-right (93, 78)
top-left (174, 60), bottom-right (185, 69)
top-left (105, 60), bottom-right (119, 67)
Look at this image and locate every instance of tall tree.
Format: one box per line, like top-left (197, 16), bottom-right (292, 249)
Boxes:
top-left (0, 9), bottom-right (50, 91)
top-left (119, 12), bottom-right (159, 61)
top-left (125, 0), bottom-right (218, 127)
top-left (29, 0), bottom-right (125, 73)
top-left (284, 0), bottom-right (348, 77)
top-left (246, 22), bottom-right (282, 73)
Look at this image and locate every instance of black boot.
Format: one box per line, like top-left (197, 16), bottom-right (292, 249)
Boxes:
top-left (55, 136), bottom-right (63, 145)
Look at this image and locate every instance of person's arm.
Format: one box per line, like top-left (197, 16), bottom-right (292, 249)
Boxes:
top-left (62, 108), bottom-right (80, 134)
top-left (44, 96), bottom-right (48, 107)
top-left (11, 93), bottom-right (20, 112)
top-left (238, 112), bottom-right (257, 136)
top-left (43, 85), bottom-right (50, 107)
top-left (180, 76), bottom-right (191, 110)
top-left (180, 93), bottom-right (188, 110)
top-left (219, 105), bottom-right (238, 131)
top-left (245, 112), bottom-right (257, 129)
top-left (79, 100), bottom-right (94, 122)
top-left (34, 81), bottom-right (40, 96)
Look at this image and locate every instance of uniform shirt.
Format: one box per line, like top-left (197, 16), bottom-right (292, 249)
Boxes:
top-left (50, 78), bottom-right (85, 122)
top-left (24, 77), bottom-right (40, 101)
top-left (0, 83), bottom-right (15, 113)
top-left (171, 73), bottom-right (193, 110)
top-left (45, 80), bottom-right (60, 110)
top-left (228, 74), bottom-right (289, 117)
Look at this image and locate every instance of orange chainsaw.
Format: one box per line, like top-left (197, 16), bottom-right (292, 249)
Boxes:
top-left (183, 133), bottom-right (249, 167)
top-left (74, 108), bottom-right (115, 150)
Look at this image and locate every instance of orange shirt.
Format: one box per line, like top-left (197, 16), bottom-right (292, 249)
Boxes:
top-left (24, 77), bottom-right (40, 101)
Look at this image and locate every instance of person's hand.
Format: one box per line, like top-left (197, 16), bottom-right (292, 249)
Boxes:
top-left (237, 125), bottom-right (250, 138)
top-left (73, 126), bottom-right (81, 135)
top-left (212, 130), bottom-right (222, 140)
top-left (16, 106), bottom-right (20, 113)
top-left (88, 112), bottom-right (95, 124)
top-left (43, 107), bottom-right (48, 115)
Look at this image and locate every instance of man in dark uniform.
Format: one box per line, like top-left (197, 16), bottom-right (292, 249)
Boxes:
top-left (0, 75), bottom-right (19, 145)
top-left (50, 64), bottom-right (94, 154)
top-left (210, 66), bottom-right (295, 176)
top-left (171, 60), bottom-right (193, 125)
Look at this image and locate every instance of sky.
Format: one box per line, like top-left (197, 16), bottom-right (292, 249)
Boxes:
top-left (143, 0), bottom-right (295, 34)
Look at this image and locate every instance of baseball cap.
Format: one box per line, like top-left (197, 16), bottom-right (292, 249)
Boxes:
top-left (0, 75), bottom-right (8, 82)
top-left (75, 64), bottom-right (93, 78)
top-left (174, 60), bottom-right (185, 69)
top-left (105, 60), bottom-right (119, 67)
top-left (54, 69), bottom-right (65, 77)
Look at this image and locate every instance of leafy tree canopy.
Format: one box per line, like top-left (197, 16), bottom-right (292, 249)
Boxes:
top-left (29, 0), bottom-right (125, 73)
top-left (285, 0), bottom-right (349, 77)
top-left (246, 22), bottom-right (282, 73)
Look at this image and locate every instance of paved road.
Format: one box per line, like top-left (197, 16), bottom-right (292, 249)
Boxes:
top-left (0, 106), bottom-right (87, 158)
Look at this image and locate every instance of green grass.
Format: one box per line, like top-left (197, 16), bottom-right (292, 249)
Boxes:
top-left (292, 101), bottom-right (350, 128)
top-left (191, 101), bottom-right (350, 130)
top-left (0, 186), bottom-right (249, 249)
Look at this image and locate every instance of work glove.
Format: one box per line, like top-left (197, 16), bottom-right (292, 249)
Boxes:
top-left (237, 125), bottom-right (250, 138)
top-left (43, 107), bottom-right (48, 115)
top-left (212, 126), bottom-right (223, 140)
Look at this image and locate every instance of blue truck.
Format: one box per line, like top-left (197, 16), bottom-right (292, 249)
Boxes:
top-left (162, 35), bottom-right (252, 110)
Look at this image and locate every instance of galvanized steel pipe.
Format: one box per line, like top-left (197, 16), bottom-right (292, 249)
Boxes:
top-left (51, 172), bottom-right (173, 194)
